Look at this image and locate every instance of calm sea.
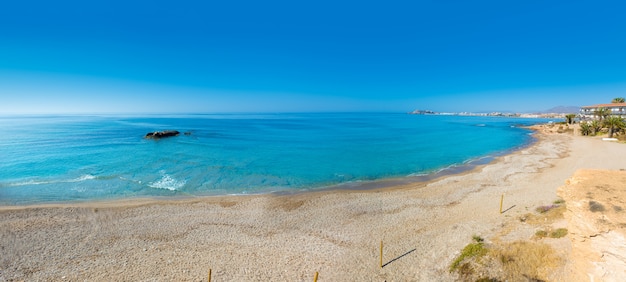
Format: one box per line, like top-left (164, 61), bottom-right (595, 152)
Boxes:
top-left (0, 113), bottom-right (552, 204)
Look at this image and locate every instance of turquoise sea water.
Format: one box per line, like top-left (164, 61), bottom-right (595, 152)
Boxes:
top-left (0, 113), bottom-right (552, 204)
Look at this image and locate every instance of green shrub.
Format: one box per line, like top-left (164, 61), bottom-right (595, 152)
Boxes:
top-left (535, 230), bottom-right (548, 238)
top-left (472, 235), bottom-right (484, 243)
top-left (450, 242), bottom-right (487, 272)
top-left (550, 228), bottom-right (568, 238)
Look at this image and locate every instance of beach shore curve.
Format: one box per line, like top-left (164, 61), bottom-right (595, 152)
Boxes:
top-left (2, 125), bottom-right (625, 281)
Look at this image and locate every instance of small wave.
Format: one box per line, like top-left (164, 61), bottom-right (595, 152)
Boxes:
top-left (71, 174), bottom-right (96, 182)
top-left (7, 174), bottom-right (96, 187)
top-left (407, 172), bottom-right (429, 177)
top-left (148, 172), bottom-right (185, 191)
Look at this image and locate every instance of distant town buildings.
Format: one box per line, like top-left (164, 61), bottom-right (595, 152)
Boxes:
top-left (409, 109), bottom-right (436, 115)
top-left (409, 110), bottom-right (568, 119)
top-left (411, 100), bottom-right (626, 120)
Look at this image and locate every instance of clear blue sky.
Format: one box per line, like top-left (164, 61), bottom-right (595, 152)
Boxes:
top-left (1, 0), bottom-right (625, 114)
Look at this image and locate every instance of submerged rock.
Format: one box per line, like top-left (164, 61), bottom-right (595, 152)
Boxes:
top-left (145, 130), bottom-right (180, 139)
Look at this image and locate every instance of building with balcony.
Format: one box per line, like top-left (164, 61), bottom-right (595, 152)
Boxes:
top-left (580, 103), bottom-right (626, 119)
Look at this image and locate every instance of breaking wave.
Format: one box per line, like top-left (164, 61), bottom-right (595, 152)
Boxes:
top-left (148, 171), bottom-right (186, 191)
top-left (6, 174), bottom-right (96, 187)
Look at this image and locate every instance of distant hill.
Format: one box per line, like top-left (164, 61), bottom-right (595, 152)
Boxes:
top-left (543, 106), bottom-right (580, 114)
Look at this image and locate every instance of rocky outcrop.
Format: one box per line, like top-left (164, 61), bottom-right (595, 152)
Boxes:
top-left (558, 170), bottom-right (626, 281)
top-left (145, 130), bottom-right (180, 139)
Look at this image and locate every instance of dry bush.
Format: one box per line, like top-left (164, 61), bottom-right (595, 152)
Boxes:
top-left (550, 228), bottom-right (568, 238)
top-left (589, 201), bottom-right (605, 212)
top-left (451, 240), bottom-right (563, 281)
top-left (534, 228), bottom-right (568, 239)
top-left (520, 204), bottom-right (566, 224)
top-left (534, 230), bottom-right (548, 239)
top-left (488, 241), bottom-right (562, 281)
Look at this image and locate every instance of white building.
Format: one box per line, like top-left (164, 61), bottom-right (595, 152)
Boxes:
top-left (580, 103), bottom-right (626, 119)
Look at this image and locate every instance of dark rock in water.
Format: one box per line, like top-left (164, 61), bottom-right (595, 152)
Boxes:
top-left (145, 130), bottom-right (180, 139)
top-left (184, 131), bottom-right (192, 136)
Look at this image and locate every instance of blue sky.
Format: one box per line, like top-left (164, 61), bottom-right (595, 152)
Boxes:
top-left (1, 0), bottom-right (625, 114)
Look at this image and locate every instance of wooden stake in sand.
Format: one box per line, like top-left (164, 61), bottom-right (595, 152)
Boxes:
top-left (380, 240), bottom-right (383, 268)
top-left (313, 271), bottom-right (319, 282)
top-left (499, 194), bottom-right (504, 214)
top-left (208, 268), bottom-right (211, 282)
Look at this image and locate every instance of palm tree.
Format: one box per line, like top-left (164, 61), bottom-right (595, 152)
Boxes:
top-left (580, 122), bottom-right (591, 136)
top-left (603, 116), bottom-right (625, 138)
top-left (565, 114), bottom-right (576, 124)
top-left (594, 107), bottom-right (610, 121)
top-left (591, 120), bottom-right (601, 135)
top-left (612, 97), bottom-right (625, 103)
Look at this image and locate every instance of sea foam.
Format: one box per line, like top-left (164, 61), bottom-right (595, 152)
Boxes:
top-left (148, 171), bottom-right (186, 191)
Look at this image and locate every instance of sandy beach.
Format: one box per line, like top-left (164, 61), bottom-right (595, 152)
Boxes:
top-left (2, 125), bottom-right (625, 281)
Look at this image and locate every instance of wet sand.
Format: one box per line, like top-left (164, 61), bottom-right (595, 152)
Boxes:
top-left (1, 125), bottom-right (625, 281)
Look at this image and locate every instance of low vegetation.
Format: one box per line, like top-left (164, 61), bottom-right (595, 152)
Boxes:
top-left (535, 230), bottom-right (548, 238)
top-left (491, 241), bottom-right (561, 281)
top-left (450, 235), bottom-right (487, 272)
top-left (520, 202), bottom-right (566, 224)
top-left (535, 228), bottom-right (568, 239)
top-left (450, 238), bottom-right (562, 281)
top-left (556, 125), bottom-right (573, 134)
top-left (535, 204), bottom-right (559, 214)
top-left (589, 200), bottom-right (605, 212)
top-left (451, 200), bottom-right (569, 280)
top-left (550, 228), bottom-right (568, 238)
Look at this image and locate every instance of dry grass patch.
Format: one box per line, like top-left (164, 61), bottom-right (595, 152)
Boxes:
top-left (452, 200), bottom-right (569, 281)
top-left (534, 228), bottom-right (568, 239)
top-left (491, 241), bottom-right (562, 281)
top-left (550, 228), bottom-right (568, 238)
top-left (451, 239), bottom-right (562, 281)
top-left (534, 230), bottom-right (548, 239)
top-left (519, 203), bottom-right (566, 225)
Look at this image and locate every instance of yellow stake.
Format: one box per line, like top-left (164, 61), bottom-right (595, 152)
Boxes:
top-left (313, 271), bottom-right (319, 282)
top-left (499, 194), bottom-right (504, 214)
top-left (380, 240), bottom-right (383, 268)
top-left (208, 268), bottom-right (211, 282)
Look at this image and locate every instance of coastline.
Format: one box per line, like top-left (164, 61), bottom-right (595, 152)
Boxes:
top-left (2, 126), bottom-right (625, 280)
top-left (0, 114), bottom-right (544, 205)
top-left (0, 124), bottom-right (538, 207)
top-left (0, 127), bottom-right (536, 208)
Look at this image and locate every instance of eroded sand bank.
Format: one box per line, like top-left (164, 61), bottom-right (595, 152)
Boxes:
top-left (559, 169), bottom-right (626, 281)
top-left (2, 126), bottom-right (625, 281)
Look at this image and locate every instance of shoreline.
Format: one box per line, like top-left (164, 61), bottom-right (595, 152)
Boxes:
top-left (2, 126), bottom-right (625, 280)
top-left (0, 126), bottom-right (538, 208)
